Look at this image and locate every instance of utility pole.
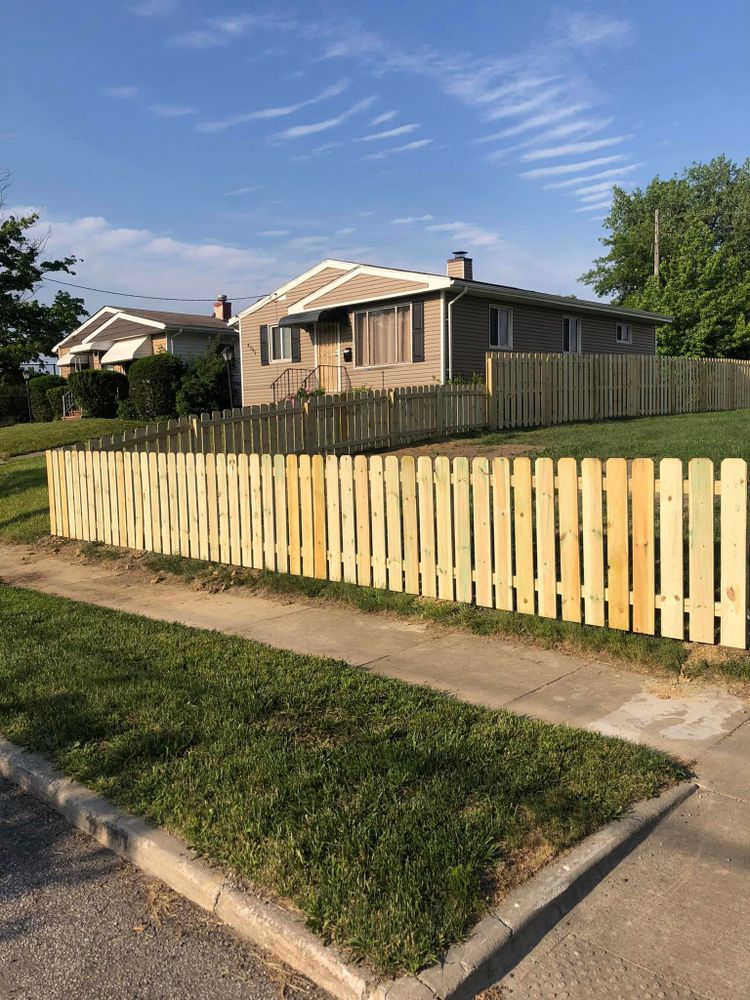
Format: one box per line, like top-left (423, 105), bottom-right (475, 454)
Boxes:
top-left (653, 207), bottom-right (660, 279)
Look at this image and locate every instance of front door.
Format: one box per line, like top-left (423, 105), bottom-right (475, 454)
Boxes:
top-left (316, 323), bottom-right (340, 391)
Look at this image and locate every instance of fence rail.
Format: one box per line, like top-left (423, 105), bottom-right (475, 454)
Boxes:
top-left (487, 352), bottom-right (750, 429)
top-left (46, 448), bottom-right (749, 650)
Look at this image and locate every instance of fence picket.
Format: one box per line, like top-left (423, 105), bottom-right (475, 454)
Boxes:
top-left (605, 458), bottom-right (629, 630)
top-left (534, 458), bottom-right (557, 618)
top-left (417, 457), bottom-right (436, 599)
top-left (581, 458), bottom-right (605, 626)
top-left (434, 456), bottom-right (454, 601)
top-left (720, 459), bottom-right (747, 648)
top-left (513, 458), bottom-right (535, 614)
top-left (688, 458), bottom-right (715, 643)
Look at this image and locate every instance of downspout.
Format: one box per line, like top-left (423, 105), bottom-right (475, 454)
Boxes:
top-left (439, 290), bottom-right (446, 384)
top-left (446, 284), bottom-right (468, 382)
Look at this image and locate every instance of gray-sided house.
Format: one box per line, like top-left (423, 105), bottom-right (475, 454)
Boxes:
top-left (54, 296), bottom-right (237, 378)
top-left (234, 254), bottom-right (672, 404)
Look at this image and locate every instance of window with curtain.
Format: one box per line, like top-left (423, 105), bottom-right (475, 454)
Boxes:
top-left (270, 325), bottom-right (292, 362)
top-left (354, 305), bottom-right (412, 367)
top-left (489, 305), bottom-right (512, 349)
top-left (562, 316), bottom-right (581, 353)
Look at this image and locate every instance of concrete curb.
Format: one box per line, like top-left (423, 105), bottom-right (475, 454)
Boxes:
top-left (0, 738), bottom-right (695, 1000)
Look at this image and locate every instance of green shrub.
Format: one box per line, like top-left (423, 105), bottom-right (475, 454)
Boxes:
top-left (46, 386), bottom-right (67, 420)
top-left (176, 352), bottom-right (231, 416)
top-left (116, 398), bottom-right (139, 420)
top-left (0, 383), bottom-right (29, 424)
top-left (28, 374), bottom-right (65, 422)
top-left (128, 353), bottom-right (183, 420)
top-left (67, 369), bottom-right (128, 418)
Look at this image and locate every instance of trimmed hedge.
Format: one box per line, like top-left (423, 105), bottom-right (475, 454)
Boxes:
top-left (68, 369), bottom-right (128, 418)
top-left (28, 375), bottom-right (65, 422)
top-left (128, 353), bottom-right (183, 420)
top-left (0, 383), bottom-right (29, 425)
top-left (46, 386), bottom-right (67, 420)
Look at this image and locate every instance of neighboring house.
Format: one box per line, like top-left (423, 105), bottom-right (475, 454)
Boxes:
top-left (234, 254), bottom-right (672, 404)
top-left (54, 296), bottom-right (238, 380)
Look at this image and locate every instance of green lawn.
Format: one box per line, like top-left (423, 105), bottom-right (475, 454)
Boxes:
top-left (475, 409), bottom-right (750, 465)
top-left (0, 455), bottom-right (49, 543)
top-left (0, 584), bottom-right (684, 974)
top-left (0, 419), bottom-right (144, 460)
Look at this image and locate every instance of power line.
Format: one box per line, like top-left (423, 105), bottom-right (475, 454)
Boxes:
top-left (42, 276), bottom-right (269, 302)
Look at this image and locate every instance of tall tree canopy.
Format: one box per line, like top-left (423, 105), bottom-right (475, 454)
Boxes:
top-left (581, 156), bottom-right (750, 357)
top-left (0, 173), bottom-right (86, 381)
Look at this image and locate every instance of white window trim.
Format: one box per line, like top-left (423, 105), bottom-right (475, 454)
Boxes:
top-left (353, 303), bottom-right (413, 369)
top-left (269, 324), bottom-right (293, 364)
top-left (488, 304), bottom-right (513, 350)
top-left (616, 322), bottom-right (632, 345)
top-left (562, 314), bottom-right (582, 354)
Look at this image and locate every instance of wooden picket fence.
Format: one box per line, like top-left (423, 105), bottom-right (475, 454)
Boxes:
top-left (487, 352), bottom-right (750, 429)
top-left (46, 448), bottom-right (749, 649)
top-left (62, 384), bottom-right (488, 458)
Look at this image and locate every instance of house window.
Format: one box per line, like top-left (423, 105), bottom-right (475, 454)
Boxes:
top-left (354, 304), bottom-right (411, 367)
top-left (489, 305), bottom-right (512, 349)
top-left (616, 322), bottom-right (632, 344)
top-left (270, 325), bottom-right (292, 362)
top-left (562, 316), bottom-right (581, 353)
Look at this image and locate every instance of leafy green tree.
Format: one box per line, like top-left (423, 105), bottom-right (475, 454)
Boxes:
top-left (128, 352), bottom-right (184, 420)
top-left (581, 156), bottom-right (750, 357)
top-left (0, 172), bottom-right (86, 381)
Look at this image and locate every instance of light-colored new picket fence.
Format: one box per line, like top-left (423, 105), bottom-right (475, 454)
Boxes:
top-left (487, 352), bottom-right (750, 429)
top-left (46, 448), bottom-right (749, 650)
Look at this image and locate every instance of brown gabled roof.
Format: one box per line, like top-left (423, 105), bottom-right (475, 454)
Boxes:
top-left (114, 307), bottom-right (231, 330)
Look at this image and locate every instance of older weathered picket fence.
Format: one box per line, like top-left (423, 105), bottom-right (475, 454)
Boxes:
top-left (58, 353), bottom-right (750, 460)
top-left (46, 448), bottom-right (748, 649)
top-left (62, 384), bottom-right (488, 458)
top-left (486, 352), bottom-right (750, 429)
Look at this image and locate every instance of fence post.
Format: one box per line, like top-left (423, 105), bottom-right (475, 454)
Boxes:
top-left (388, 389), bottom-right (402, 447)
top-left (302, 400), bottom-right (313, 455)
top-left (485, 355), bottom-right (499, 431)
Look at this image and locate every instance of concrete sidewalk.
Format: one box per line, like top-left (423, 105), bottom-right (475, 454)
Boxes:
top-left (2, 543), bottom-right (749, 998)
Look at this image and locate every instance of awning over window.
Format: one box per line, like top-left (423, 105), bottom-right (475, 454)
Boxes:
top-left (100, 336), bottom-right (151, 365)
top-left (57, 352), bottom-right (77, 366)
top-left (70, 343), bottom-right (92, 354)
top-left (278, 307), bottom-right (348, 327)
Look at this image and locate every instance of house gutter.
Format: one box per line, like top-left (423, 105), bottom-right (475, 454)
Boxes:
top-left (439, 291), bottom-right (446, 384)
top-left (446, 284), bottom-right (468, 381)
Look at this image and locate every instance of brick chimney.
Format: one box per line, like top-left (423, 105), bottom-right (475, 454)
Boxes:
top-left (447, 250), bottom-right (473, 280)
top-left (213, 294), bottom-right (232, 322)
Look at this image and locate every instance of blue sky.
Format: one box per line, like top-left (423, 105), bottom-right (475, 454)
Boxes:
top-left (2, 0), bottom-right (747, 315)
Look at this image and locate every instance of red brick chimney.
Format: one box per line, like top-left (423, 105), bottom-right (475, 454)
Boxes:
top-left (447, 250), bottom-right (473, 280)
top-left (213, 294), bottom-right (232, 322)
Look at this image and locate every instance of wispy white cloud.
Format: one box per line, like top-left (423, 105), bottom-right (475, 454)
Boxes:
top-left (197, 80), bottom-right (350, 132)
top-left (479, 103), bottom-right (589, 141)
top-left (221, 185), bottom-right (265, 197)
top-left (574, 180), bottom-right (631, 197)
top-left (289, 141), bottom-right (344, 162)
top-left (363, 138), bottom-right (432, 161)
top-left (169, 14), bottom-right (262, 49)
top-left (425, 221), bottom-right (503, 248)
top-left (556, 11), bottom-right (633, 50)
top-left (129, 0), bottom-right (177, 15)
top-left (575, 200), bottom-right (613, 213)
top-left (272, 96), bottom-right (377, 141)
top-left (390, 215), bottom-right (434, 225)
top-left (520, 155), bottom-right (626, 179)
top-left (482, 85), bottom-right (568, 122)
top-left (148, 103), bottom-right (195, 118)
top-left (534, 117), bottom-right (613, 141)
top-left (577, 188), bottom-right (619, 203)
top-left (369, 110), bottom-right (398, 126)
top-left (358, 124), bottom-right (418, 142)
top-left (543, 164), bottom-right (643, 189)
top-left (258, 229), bottom-right (290, 237)
top-left (102, 86), bottom-right (137, 98)
top-left (521, 134), bottom-right (633, 161)
top-left (337, 226), bottom-right (356, 235)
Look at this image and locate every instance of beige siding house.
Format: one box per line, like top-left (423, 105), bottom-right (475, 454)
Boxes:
top-left (55, 298), bottom-right (238, 381)
top-left (235, 255), bottom-right (672, 404)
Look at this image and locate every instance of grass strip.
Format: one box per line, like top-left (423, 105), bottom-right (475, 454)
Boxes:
top-left (0, 456), bottom-right (50, 543)
top-left (0, 419), bottom-right (144, 460)
top-left (0, 584), bottom-right (684, 974)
